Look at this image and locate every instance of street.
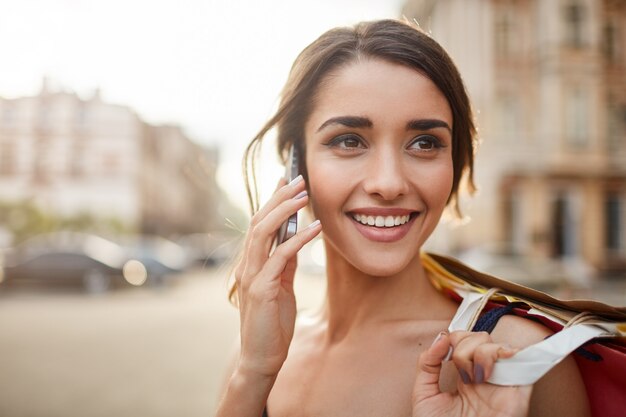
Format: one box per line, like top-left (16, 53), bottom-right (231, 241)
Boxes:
top-left (0, 266), bottom-right (326, 417)
top-left (0, 264), bottom-right (624, 417)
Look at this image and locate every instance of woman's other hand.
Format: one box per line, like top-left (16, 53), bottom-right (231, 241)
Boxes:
top-left (234, 175), bottom-right (322, 379)
top-left (412, 331), bottom-right (532, 417)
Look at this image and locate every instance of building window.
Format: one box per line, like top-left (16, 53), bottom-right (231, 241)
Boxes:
top-left (603, 22), bottom-right (620, 63)
top-left (69, 143), bottom-right (85, 178)
top-left (76, 104), bottom-right (88, 127)
top-left (102, 153), bottom-right (120, 176)
top-left (551, 191), bottom-right (579, 257)
top-left (2, 104), bottom-right (14, 125)
top-left (503, 188), bottom-right (524, 254)
top-left (38, 104), bottom-right (51, 132)
top-left (605, 193), bottom-right (624, 253)
top-left (496, 94), bottom-right (521, 140)
top-left (32, 156), bottom-right (49, 184)
top-left (606, 98), bottom-right (624, 151)
top-left (0, 142), bottom-right (15, 175)
top-left (494, 10), bottom-right (515, 58)
top-left (565, 87), bottom-right (589, 148)
top-left (563, 1), bottom-right (585, 48)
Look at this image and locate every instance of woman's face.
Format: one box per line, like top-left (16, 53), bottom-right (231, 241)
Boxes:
top-left (304, 58), bottom-right (454, 276)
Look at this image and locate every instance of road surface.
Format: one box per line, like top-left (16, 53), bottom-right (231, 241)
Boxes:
top-left (1, 263), bottom-right (623, 417)
top-left (0, 266), bottom-right (325, 417)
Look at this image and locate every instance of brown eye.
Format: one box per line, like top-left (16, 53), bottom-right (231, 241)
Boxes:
top-left (327, 134), bottom-right (366, 149)
top-left (408, 135), bottom-right (442, 151)
top-left (343, 137), bottom-right (361, 148)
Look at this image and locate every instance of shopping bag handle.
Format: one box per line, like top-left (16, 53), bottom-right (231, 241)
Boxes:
top-left (448, 289), bottom-right (609, 386)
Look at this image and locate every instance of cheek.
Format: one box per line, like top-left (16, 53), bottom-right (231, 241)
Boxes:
top-left (306, 161), bottom-right (341, 218)
top-left (437, 163), bottom-right (455, 204)
top-left (414, 159), bottom-right (454, 207)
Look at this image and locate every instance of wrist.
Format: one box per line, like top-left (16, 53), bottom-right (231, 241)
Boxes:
top-left (238, 351), bottom-right (285, 381)
top-left (216, 367), bottom-right (276, 417)
top-left (233, 364), bottom-right (278, 388)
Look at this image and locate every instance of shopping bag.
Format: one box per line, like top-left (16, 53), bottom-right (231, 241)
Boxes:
top-left (422, 252), bottom-right (626, 417)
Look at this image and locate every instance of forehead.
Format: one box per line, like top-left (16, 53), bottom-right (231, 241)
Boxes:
top-left (306, 58), bottom-right (453, 132)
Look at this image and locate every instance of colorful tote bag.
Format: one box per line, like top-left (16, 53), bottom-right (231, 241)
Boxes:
top-left (422, 252), bottom-right (626, 417)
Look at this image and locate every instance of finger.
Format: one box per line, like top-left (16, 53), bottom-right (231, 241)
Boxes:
top-left (238, 176), bottom-right (301, 278)
top-left (243, 192), bottom-right (310, 283)
top-left (449, 331), bottom-right (491, 384)
top-left (257, 219), bottom-right (321, 286)
top-left (250, 175), bottom-right (304, 231)
top-left (472, 342), bottom-right (517, 384)
top-left (413, 332), bottom-right (451, 403)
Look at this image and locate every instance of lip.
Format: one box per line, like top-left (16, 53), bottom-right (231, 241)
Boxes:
top-left (348, 207), bottom-right (416, 216)
top-left (348, 211), bottom-right (419, 243)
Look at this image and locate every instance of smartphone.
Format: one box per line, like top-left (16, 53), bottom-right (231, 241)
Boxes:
top-left (277, 146), bottom-right (299, 244)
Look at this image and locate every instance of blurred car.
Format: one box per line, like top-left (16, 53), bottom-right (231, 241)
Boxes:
top-left (176, 232), bottom-right (242, 267)
top-left (119, 235), bottom-right (189, 286)
top-left (0, 232), bottom-right (148, 293)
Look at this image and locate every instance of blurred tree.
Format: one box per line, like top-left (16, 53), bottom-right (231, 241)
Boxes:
top-left (0, 200), bottom-right (130, 245)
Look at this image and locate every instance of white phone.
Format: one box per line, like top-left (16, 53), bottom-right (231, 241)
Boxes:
top-left (277, 146), bottom-right (299, 244)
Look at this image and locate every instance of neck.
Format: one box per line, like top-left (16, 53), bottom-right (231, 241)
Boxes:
top-left (317, 243), bottom-right (451, 344)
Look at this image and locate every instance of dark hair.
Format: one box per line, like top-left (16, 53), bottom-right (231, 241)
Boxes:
top-left (243, 18), bottom-right (477, 217)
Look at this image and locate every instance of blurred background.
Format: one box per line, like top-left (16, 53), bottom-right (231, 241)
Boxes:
top-left (0, 0), bottom-right (625, 416)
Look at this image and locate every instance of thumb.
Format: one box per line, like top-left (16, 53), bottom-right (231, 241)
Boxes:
top-left (413, 331), bottom-right (451, 403)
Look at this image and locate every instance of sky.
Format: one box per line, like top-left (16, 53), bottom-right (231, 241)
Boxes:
top-left (0, 0), bottom-right (405, 210)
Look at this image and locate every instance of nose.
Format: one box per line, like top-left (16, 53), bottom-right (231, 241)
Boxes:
top-left (361, 147), bottom-right (410, 201)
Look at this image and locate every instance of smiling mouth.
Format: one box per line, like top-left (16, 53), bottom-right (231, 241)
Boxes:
top-left (350, 213), bottom-right (418, 228)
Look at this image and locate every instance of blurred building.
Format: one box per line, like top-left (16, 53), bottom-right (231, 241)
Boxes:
top-left (403, 0), bottom-right (626, 276)
top-left (0, 78), bottom-right (231, 238)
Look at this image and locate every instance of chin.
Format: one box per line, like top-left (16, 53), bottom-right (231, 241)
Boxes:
top-left (342, 247), bottom-right (420, 277)
top-left (321, 223), bottom-right (430, 277)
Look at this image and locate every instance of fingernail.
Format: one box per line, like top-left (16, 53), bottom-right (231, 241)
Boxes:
top-left (294, 190), bottom-right (307, 199)
top-left (443, 346), bottom-right (453, 362)
top-left (459, 368), bottom-right (471, 385)
top-left (289, 175), bottom-right (303, 186)
top-left (431, 331), bottom-right (447, 347)
top-left (474, 364), bottom-right (484, 384)
top-left (307, 219), bottom-right (321, 229)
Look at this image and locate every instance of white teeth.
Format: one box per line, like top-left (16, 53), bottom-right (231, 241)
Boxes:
top-left (352, 213), bottom-right (412, 228)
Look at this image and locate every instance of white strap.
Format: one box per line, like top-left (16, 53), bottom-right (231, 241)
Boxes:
top-left (489, 324), bottom-right (605, 385)
top-left (447, 290), bottom-right (610, 386)
top-left (448, 290), bottom-right (485, 332)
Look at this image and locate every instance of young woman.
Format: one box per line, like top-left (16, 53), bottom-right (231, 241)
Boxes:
top-left (217, 19), bottom-right (590, 417)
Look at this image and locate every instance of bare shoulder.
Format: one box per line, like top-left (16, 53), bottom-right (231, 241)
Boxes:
top-left (491, 314), bottom-right (591, 417)
top-left (489, 314), bottom-right (551, 348)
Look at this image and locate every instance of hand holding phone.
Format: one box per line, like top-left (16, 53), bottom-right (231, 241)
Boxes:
top-left (277, 146), bottom-right (299, 244)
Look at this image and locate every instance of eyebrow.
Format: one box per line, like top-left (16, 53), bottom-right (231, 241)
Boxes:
top-left (406, 119), bottom-right (452, 132)
top-left (317, 116), bottom-right (373, 132)
top-left (317, 115), bottom-right (452, 133)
